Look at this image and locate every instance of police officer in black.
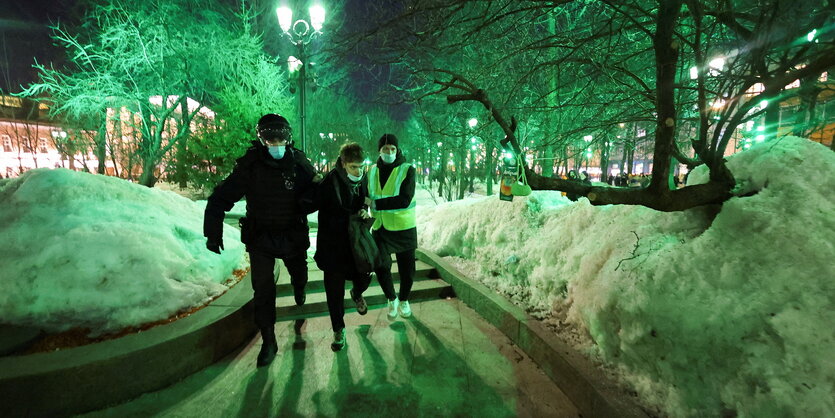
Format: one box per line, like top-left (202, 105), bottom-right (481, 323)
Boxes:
top-left (203, 113), bottom-right (318, 367)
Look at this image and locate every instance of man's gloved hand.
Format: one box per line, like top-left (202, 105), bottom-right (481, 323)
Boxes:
top-left (206, 238), bottom-right (224, 254)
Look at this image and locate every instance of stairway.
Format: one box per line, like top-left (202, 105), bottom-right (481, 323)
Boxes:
top-left (273, 257), bottom-right (454, 321)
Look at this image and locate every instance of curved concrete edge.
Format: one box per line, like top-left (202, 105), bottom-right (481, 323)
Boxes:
top-left (416, 249), bottom-right (649, 418)
top-left (0, 275), bottom-right (257, 417)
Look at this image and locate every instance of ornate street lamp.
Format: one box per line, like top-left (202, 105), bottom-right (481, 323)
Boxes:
top-left (276, 3), bottom-right (325, 154)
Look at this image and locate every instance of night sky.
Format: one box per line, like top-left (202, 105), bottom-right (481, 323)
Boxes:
top-left (0, 0), bottom-right (410, 119)
top-left (0, 0), bottom-right (78, 91)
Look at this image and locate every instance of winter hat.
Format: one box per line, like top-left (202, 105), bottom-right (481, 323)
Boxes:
top-left (378, 133), bottom-right (399, 151)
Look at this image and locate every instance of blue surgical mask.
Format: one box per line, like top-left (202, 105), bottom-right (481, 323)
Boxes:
top-left (381, 152), bottom-right (396, 164)
top-left (268, 145), bottom-right (286, 159)
top-left (347, 172), bottom-right (363, 182)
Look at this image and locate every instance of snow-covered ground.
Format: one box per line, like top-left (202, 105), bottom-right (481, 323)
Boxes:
top-left (1, 137), bottom-right (831, 416)
top-left (0, 169), bottom-right (246, 336)
top-left (416, 136), bottom-right (835, 417)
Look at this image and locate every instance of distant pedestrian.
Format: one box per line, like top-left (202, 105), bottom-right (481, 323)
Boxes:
top-left (368, 134), bottom-right (418, 320)
top-left (315, 142), bottom-right (373, 351)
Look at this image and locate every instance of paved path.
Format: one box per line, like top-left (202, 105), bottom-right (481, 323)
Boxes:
top-left (81, 298), bottom-right (579, 417)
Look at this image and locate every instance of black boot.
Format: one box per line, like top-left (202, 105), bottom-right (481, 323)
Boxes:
top-left (294, 285), bottom-right (306, 306)
top-left (256, 327), bottom-right (278, 367)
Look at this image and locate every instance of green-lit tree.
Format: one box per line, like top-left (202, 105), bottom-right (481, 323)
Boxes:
top-left (333, 0), bottom-right (835, 211)
top-left (20, 0), bottom-right (292, 187)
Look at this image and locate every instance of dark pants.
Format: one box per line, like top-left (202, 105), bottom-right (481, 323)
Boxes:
top-left (250, 250), bottom-right (308, 330)
top-left (376, 248), bottom-right (416, 301)
top-left (323, 269), bottom-right (371, 332)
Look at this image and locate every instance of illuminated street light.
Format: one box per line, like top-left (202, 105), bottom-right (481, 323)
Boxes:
top-left (276, 2), bottom-right (326, 153)
top-left (468, 118), bottom-right (478, 128)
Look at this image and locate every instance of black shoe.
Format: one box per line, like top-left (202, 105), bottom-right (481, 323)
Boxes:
top-left (256, 329), bottom-right (278, 367)
top-left (330, 328), bottom-right (346, 352)
top-left (294, 286), bottom-right (306, 306)
top-left (350, 288), bottom-right (367, 315)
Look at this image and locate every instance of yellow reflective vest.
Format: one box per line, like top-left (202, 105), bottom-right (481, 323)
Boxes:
top-left (368, 163), bottom-right (416, 231)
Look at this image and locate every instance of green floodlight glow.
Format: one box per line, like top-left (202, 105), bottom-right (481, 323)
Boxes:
top-left (755, 135), bottom-right (765, 142)
top-left (756, 125), bottom-right (765, 131)
top-left (277, 7), bottom-right (293, 32)
top-left (363, 158), bottom-right (371, 165)
top-left (309, 4), bottom-right (325, 32)
top-left (470, 137), bottom-right (477, 143)
top-left (760, 99), bottom-right (768, 108)
top-left (807, 29), bottom-right (817, 42)
top-left (436, 142), bottom-right (443, 147)
top-left (468, 118), bottom-right (478, 128)
top-left (583, 135), bottom-right (593, 142)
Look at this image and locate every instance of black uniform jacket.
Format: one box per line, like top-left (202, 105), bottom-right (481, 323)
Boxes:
top-left (204, 141), bottom-right (317, 257)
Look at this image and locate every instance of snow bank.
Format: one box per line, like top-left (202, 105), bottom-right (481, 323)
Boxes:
top-left (0, 169), bottom-right (246, 335)
top-left (417, 137), bottom-right (835, 417)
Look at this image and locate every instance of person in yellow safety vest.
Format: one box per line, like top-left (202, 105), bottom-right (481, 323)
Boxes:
top-left (368, 134), bottom-right (417, 319)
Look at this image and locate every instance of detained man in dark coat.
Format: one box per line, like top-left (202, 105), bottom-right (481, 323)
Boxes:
top-left (314, 142), bottom-right (372, 351)
top-left (203, 113), bottom-right (318, 367)
top-left (368, 134), bottom-right (418, 320)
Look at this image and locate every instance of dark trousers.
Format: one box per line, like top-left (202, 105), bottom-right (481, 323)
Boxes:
top-left (323, 269), bottom-right (371, 332)
top-left (250, 250), bottom-right (308, 330)
top-left (376, 248), bottom-right (416, 301)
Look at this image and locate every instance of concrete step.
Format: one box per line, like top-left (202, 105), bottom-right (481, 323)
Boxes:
top-left (275, 278), bottom-right (455, 321)
top-left (274, 260), bottom-right (437, 296)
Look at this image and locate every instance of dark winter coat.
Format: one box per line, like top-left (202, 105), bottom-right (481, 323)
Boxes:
top-left (314, 160), bottom-right (370, 271)
top-left (370, 152), bottom-right (418, 254)
top-left (204, 141), bottom-right (317, 257)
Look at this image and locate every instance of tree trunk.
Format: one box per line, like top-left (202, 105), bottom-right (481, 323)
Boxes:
top-left (456, 150), bottom-right (466, 200)
top-left (764, 96), bottom-right (781, 141)
top-left (176, 99), bottom-right (190, 187)
top-left (138, 160), bottom-right (157, 187)
top-left (95, 122), bottom-right (107, 175)
top-left (484, 143), bottom-right (494, 195)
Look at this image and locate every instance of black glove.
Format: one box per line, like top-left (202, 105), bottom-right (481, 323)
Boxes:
top-left (206, 238), bottom-right (224, 254)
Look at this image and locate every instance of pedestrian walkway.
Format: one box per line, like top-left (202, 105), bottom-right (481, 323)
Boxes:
top-left (81, 298), bottom-right (579, 417)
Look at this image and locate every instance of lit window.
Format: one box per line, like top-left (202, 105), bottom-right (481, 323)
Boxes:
top-left (22, 137), bottom-right (32, 153)
top-left (39, 138), bottom-right (48, 153)
top-left (2, 135), bottom-right (11, 152)
top-left (746, 83), bottom-right (765, 95)
top-left (637, 128), bottom-right (646, 137)
top-left (1, 95), bottom-right (23, 107)
top-left (785, 79), bottom-right (800, 89)
top-left (820, 72), bottom-right (828, 82)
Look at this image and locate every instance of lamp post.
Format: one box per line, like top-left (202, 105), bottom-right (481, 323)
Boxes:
top-left (276, 3), bottom-right (325, 154)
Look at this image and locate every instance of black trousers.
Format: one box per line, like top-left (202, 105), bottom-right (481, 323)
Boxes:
top-left (249, 250), bottom-right (308, 330)
top-left (323, 269), bottom-right (371, 332)
top-left (376, 248), bottom-right (416, 301)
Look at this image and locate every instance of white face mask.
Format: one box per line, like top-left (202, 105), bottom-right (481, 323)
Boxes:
top-left (347, 172), bottom-right (363, 182)
top-left (268, 145), bottom-right (286, 159)
top-left (380, 152), bottom-right (396, 164)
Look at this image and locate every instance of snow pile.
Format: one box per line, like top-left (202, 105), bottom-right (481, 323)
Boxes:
top-left (417, 137), bottom-right (835, 417)
top-left (0, 169), bottom-right (246, 335)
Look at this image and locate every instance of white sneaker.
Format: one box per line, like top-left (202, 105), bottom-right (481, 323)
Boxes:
top-left (399, 300), bottom-right (412, 318)
top-left (387, 298), bottom-right (400, 320)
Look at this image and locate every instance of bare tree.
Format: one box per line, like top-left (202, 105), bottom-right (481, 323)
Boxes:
top-left (332, 0), bottom-right (835, 211)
